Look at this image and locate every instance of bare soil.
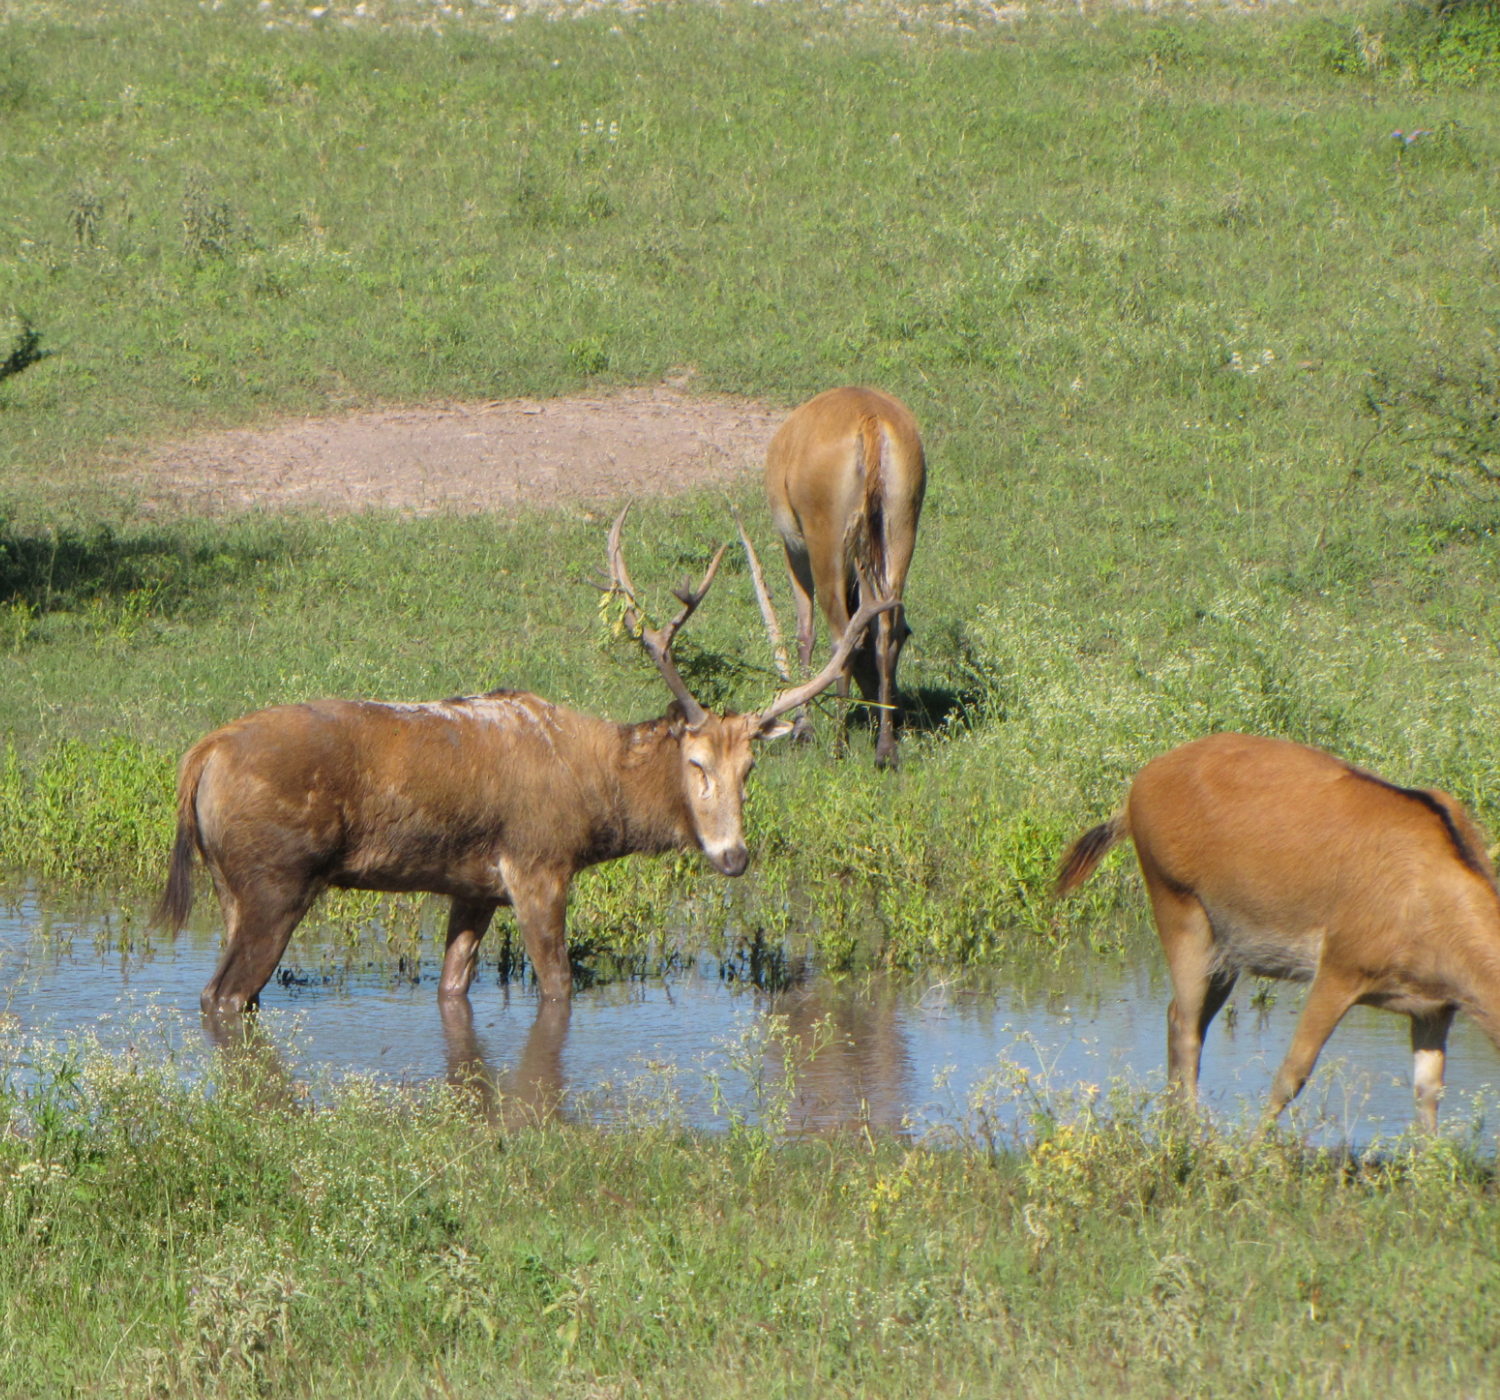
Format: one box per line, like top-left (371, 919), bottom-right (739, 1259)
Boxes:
top-left (140, 387), bottom-right (786, 515)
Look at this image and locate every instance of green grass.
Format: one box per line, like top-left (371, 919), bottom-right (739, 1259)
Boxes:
top-left (6, 5), bottom-right (1500, 1392)
top-left (2, 1023), bottom-right (1498, 1396)
top-left (3, 0), bottom-right (1500, 973)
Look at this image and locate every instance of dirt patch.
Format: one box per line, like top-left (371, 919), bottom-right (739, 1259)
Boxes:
top-left (141, 387), bottom-right (786, 515)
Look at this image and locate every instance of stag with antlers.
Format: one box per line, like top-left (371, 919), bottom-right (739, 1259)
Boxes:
top-left (156, 507), bottom-right (896, 1016)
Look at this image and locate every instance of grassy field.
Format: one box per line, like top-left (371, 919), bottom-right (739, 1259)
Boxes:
top-left (0, 1020), bottom-right (1496, 1397)
top-left (2, 0), bottom-right (1499, 972)
top-left (4, 2), bottom-right (1500, 1394)
top-left (5, 0), bottom-right (1500, 963)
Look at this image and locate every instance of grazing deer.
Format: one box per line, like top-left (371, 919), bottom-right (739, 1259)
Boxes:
top-left (1056, 732), bottom-right (1500, 1130)
top-left (156, 507), bottom-right (896, 1016)
top-left (764, 386), bottom-right (926, 768)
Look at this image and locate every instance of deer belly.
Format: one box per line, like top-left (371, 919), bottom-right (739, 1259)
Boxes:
top-left (331, 842), bottom-right (506, 902)
top-left (1202, 903), bottom-right (1323, 983)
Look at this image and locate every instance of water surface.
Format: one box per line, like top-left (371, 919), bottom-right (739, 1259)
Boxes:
top-left (3, 894), bottom-right (1496, 1144)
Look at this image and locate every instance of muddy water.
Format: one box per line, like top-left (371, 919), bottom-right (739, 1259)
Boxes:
top-left (3, 894), bottom-right (1497, 1144)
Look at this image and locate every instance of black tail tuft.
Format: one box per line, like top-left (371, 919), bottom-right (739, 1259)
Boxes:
top-left (1055, 813), bottom-right (1128, 897)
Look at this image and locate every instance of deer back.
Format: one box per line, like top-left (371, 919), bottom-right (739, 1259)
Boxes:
top-left (190, 693), bottom-right (664, 895)
top-left (1127, 732), bottom-right (1500, 992)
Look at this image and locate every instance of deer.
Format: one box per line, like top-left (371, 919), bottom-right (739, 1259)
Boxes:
top-left (155, 506), bottom-right (897, 1018)
top-left (1055, 731), bottom-right (1500, 1132)
top-left (763, 386), bottom-right (926, 768)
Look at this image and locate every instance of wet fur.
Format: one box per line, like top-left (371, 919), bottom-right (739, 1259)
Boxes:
top-left (156, 689), bottom-right (762, 1014)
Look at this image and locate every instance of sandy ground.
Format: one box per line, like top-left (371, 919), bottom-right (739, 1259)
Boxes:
top-left (140, 387), bottom-right (787, 515)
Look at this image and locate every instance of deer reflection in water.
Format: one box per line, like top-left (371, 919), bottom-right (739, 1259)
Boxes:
top-left (439, 995), bottom-right (569, 1130)
top-left (771, 975), bottom-right (912, 1135)
top-left (197, 970), bottom-right (912, 1137)
top-left (199, 1007), bottom-right (302, 1112)
top-left (198, 997), bottom-right (570, 1131)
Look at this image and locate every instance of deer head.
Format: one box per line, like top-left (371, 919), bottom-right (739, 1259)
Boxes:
top-left (600, 506), bottom-right (897, 876)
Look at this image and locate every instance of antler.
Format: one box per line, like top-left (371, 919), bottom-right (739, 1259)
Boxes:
top-left (731, 507), bottom-right (794, 685)
top-left (751, 575), bottom-right (899, 731)
top-left (602, 504), bottom-right (727, 728)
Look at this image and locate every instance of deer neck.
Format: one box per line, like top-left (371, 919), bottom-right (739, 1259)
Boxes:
top-left (611, 716), bottom-right (694, 859)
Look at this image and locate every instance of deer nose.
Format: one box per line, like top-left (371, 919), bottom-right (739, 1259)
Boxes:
top-left (713, 844), bottom-right (749, 877)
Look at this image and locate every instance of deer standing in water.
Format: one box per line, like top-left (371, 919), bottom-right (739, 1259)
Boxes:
top-left (156, 507), bottom-right (895, 1017)
top-left (764, 386), bottom-right (926, 768)
top-left (1056, 732), bottom-right (1500, 1130)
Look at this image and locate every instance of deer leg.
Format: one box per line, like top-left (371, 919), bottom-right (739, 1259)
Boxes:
top-left (1145, 876), bottom-right (1226, 1103)
top-left (832, 668), bottom-right (853, 757)
top-left (506, 864), bottom-right (573, 1002)
top-left (1410, 1006), bottom-right (1456, 1133)
top-left (1266, 969), bottom-right (1364, 1119)
top-left (200, 875), bottom-right (320, 1015)
top-left (813, 554), bottom-right (856, 758)
top-left (781, 540), bottom-right (818, 674)
top-left (873, 607), bottom-right (899, 770)
top-left (439, 898), bottom-right (500, 999)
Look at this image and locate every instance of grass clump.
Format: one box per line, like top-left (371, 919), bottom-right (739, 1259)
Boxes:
top-left (1, 1025), bottom-right (1498, 1396)
top-left (0, 736), bottom-right (175, 885)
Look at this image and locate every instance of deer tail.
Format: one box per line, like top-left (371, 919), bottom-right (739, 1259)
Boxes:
top-left (858, 413), bottom-right (890, 592)
top-left (840, 414), bottom-right (892, 614)
top-left (1055, 810), bottom-right (1129, 897)
top-left (153, 735), bottom-right (215, 933)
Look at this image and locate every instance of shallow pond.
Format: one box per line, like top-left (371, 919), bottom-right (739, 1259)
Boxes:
top-left (3, 892), bottom-right (1497, 1144)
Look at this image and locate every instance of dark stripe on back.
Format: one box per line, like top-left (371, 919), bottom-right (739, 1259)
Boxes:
top-left (1344, 766), bottom-right (1488, 878)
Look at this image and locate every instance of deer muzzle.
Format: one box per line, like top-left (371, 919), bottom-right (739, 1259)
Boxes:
top-left (705, 841), bottom-right (750, 878)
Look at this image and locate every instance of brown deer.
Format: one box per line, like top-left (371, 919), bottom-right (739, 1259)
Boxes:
top-left (764, 386), bottom-right (926, 768)
top-left (156, 507), bottom-right (896, 1017)
top-left (1055, 732), bottom-right (1500, 1130)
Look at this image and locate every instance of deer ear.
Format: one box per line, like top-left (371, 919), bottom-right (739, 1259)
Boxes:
top-left (755, 717), bottom-right (796, 742)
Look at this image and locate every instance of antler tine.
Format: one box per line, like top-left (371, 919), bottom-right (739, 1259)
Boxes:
top-left (604, 504), bottom-right (642, 625)
top-left (601, 505), bottom-right (714, 728)
top-left (660, 542), bottom-right (729, 650)
top-left (732, 507), bottom-right (794, 685)
top-left (754, 588), bottom-right (900, 728)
